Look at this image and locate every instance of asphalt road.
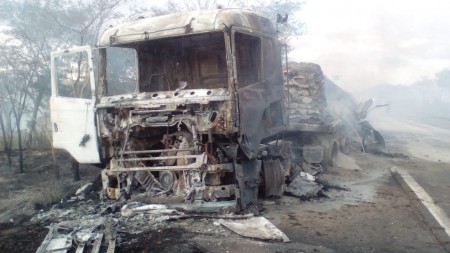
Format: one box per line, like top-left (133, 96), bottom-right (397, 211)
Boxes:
top-left (375, 113), bottom-right (450, 219)
top-left (372, 112), bottom-right (450, 250)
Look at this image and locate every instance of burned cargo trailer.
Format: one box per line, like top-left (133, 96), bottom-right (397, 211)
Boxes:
top-left (50, 9), bottom-right (340, 211)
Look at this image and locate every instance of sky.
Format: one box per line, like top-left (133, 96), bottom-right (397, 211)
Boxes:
top-left (290, 0), bottom-right (450, 91)
top-left (2, 0), bottom-right (449, 92)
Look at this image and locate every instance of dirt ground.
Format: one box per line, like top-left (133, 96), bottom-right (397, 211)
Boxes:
top-left (0, 114), bottom-right (449, 253)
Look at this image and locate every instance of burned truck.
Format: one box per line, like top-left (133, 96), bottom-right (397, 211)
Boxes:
top-left (50, 9), bottom-right (340, 211)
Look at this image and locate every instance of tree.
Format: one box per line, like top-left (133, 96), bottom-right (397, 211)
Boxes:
top-left (0, 44), bottom-right (38, 173)
top-left (249, 0), bottom-right (304, 45)
top-left (0, 0), bottom-right (126, 174)
top-left (0, 98), bottom-right (15, 168)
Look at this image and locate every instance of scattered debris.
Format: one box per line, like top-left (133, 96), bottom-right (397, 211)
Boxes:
top-left (36, 218), bottom-right (110, 253)
top-left (219, 216), bottom-right (290, 242)
top-left (36, 226), bottom-right (71, 253)
top-left (120, 202), bottom-right (254, 220)
top-left (120, 203), bottom-right (172, 217)
top-left (75, 183), bottom-right (93, 196)
top-left (372, 150), bottom-right (409, 159)
top-left (286, 174), bottom-right (323, 199)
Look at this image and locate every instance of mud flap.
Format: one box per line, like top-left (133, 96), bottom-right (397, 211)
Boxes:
top-left (238, 134), bottom-right (257, 159)
top-left (234, 158), bottom-right (261, 209)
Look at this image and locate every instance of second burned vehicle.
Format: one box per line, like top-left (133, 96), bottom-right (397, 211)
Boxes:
top-left (50, 9), bottom-right (344, 211)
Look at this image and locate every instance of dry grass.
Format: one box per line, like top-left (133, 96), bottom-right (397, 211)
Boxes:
top-left (0, 150), bottom-right (100, 223)
top-left (0, 176), bottom-right (64, 222)
top-left (0, 174), bottom-right (95, 223)
top-left (32, 179), bottom-right (67, 209)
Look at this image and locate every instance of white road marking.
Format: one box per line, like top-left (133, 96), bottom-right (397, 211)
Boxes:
top-left (391, 166), bottom-right (450, 238)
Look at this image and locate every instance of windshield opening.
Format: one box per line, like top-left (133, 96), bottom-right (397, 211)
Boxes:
top-left (136, 32), bottom-right (228, 92)
top-left (99, 47), bottom-right (138, 96)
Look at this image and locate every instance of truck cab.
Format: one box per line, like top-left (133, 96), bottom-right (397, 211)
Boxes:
top-left (50, 9), bottom-right (286, 210)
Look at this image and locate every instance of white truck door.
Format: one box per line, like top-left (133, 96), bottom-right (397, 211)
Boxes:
top-left (50, 46), bottom-right (100, 163)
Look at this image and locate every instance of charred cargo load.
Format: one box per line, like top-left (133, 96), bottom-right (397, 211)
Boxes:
top-left (285, 62), bottom-right (327, 125)
top-left (49, 9), bottom-right (349, 212)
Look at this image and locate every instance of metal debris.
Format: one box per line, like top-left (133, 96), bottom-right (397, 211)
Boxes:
top-left (36, 226), bottom-right (71, 253)
top-left (219, 216), bottom-right (290, 242)
top-left (286, 174), bottom-right (323, 198)
top-left (105, 220), bottom-right (117, 253)
top-left (36, 218), bottom-right (114, 253)
top-left (120, 202), bottom-right (252, 220)
top-left (120, 203), bottom-right (175, 217)
top-left (300, 171), bottom-right (316, 181)
top-left (75, 183), bottom-right (93, 196)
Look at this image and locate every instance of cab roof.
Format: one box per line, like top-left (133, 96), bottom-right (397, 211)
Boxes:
top-left (97, 8), bottom-right (276, 47)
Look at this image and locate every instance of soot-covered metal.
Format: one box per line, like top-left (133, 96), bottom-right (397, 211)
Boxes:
top-left (93, 9), bottom-right (285, 210)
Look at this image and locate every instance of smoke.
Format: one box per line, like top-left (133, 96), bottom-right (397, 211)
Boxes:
top-left (290, 0), bottom-right (450, 92)
top-left (356, 69), bottom-right (450, 129)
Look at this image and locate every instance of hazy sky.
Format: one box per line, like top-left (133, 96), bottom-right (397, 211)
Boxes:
top-left (2, 0), bottom-right (448, 92)
top-left (291, 0), bottom-right (450, 91)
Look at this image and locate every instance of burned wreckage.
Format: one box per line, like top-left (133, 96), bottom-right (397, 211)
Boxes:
top-left (50, 9), bottom-right (346, 212)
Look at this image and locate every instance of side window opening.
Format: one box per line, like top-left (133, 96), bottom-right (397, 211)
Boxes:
top-left (261, 37), bottom-right (282, 81)
top-left (234, 32), bottom-right (261, 87)
top-left (55, 51), bottom-right (92, 99)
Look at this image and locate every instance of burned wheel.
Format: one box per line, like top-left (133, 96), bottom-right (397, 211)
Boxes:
top-left (321, 141), bottom-right (339, 169)
top-left (262, 159), bottom-right (284, 198)
top-left (363, 130), bottom-right (386, 152)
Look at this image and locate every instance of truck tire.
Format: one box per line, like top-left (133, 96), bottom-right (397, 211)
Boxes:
top-left (321, 148), bottom-right (330, 170)
top-left (339, 137), bottom-right (350, 154)
top-left (329, 141), bottom-right (339, 167)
